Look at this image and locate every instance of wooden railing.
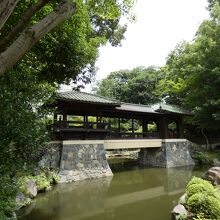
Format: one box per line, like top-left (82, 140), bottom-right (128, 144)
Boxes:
top-left (53, 120), bottom-right (111, 130)
top-left (108, 131), bottom-right (160, 139)
top-left (51, 120), bottom-right (162, 140)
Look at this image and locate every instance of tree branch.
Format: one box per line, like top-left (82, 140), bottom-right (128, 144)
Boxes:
top-left (0, 0), bottom-right (51, 51)
top-left (0, 0), bottom-right (20, 31)
top-left (0, 0), bottom-right (76, 76)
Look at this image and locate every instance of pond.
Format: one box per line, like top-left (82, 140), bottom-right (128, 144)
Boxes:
top-left (18, 159), bottom-right (210, 220)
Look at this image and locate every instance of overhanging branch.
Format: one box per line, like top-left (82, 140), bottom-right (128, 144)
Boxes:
top-left (0, 0), bottom-right (76, 76)
top-left (0, 0), bottom-right (20, 30)
top-left (0, 0), bottom-right (51, 51)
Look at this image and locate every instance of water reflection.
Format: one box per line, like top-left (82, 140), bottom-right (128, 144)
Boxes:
top-left (19, 165), bottom-right (208, 220)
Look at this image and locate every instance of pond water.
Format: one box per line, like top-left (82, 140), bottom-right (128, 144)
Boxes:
top-left (18, 159), bottom-right (210, 220)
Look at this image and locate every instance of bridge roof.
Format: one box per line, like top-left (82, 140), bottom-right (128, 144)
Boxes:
top-left (152, 103), bottom-right (192, 115)
top-left (57, 91), bottom-right (120, 106)
top-left (56, 91), bottom-right (191, 115)
top-left (116, 103), bottom-right (156, 114)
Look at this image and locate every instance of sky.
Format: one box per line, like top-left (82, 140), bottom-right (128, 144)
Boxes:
top-left (61, 0), bottom-right (210, 91)
top-left (95, 0), bottom-right (210, 81)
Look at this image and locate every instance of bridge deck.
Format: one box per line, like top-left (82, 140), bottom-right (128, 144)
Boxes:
top-left (62, 139), bottom-right (187, 149)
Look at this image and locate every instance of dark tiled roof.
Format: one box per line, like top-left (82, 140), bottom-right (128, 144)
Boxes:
top-left (57, 91), bottom-right (192, 115)
top-left (116, 103), bottom-right (156, 114)
top-left (151, 103), bottom-right (192, 115)
top-left (57, 91), bottom-right (120, 106)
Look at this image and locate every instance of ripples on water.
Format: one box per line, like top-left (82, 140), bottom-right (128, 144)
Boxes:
top-left (18, 158), bottom-right (210, 220)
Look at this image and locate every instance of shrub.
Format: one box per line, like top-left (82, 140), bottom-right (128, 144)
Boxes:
top-left (18, 169), bottom-right (60, 193)
top-left (34, 174), bottom-right (51, 192)
top-left (186, 177), bottom-right (218, 198)
top-left (186, 176), bottom-right (212, 188)
top-left (186, 177), bottom-right (220, 219)
top-left (187, 193), bottom-right (220, 219)
top-left (47, 171), bottom-right (60, 184)
top-left (18, 175), bottom-right (35, 197)
top-left (0, 176), bottom-right (17, 218)
top-left (193, 151), bottom-right (220, 165)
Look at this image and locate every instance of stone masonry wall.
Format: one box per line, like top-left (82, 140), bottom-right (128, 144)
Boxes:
top-left (139, 140), bottom-right (195, 168)
top-left (59, 142), bottom-right (113, 183)
top-left (37, 141), bottom-right (62, 169)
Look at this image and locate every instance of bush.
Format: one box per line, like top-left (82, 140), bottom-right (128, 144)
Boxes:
top-left (186, 177), bottom-right (220, 219)
top-left (34, 174), bottom-right (51, 192)
top-left (47, 170), bottom-right (60, 184)
top-left (187, 176), bottom-right (213, 188)
top-left (187, 193), bottom-right (220, 219)
top-left (186, 177), bottom-right (218, 198)
top-left (0, 176), bottom-right (17, 218)
top-left (193, 151), bottom-right (220, 165)
top-left (18, 175), bottom-right (35, 196)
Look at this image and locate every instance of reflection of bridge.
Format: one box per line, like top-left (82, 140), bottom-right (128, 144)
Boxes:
top-left (25, 166), bottom-right (195, 220)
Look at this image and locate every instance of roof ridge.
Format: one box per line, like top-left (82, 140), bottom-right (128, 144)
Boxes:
top-left (57, 90), bottom-right (120, 103)
top-left (121, 102), bottom-right (152, 108)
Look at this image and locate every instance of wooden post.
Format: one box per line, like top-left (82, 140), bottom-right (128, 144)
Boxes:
top-left (96, 116), bottom-right (99, 129)
top-left (131, 118), bottom-right (135, 138)
top-left (118, 118), bottom-right (121, 132)
top-left (117, 117), bottom-right (121, 138)
top-left (177, 117), bottom-right (184, 138)
top-left (142, 118), bottom-right (148, 137)
top-left (84, 116), bottom-right (88, 128)
top-left (63, 109), bottom-right (67, 128)
top-left (159, 116), bottom-right (168, 139)
top-left (54, 113), bottom-right (57, 122)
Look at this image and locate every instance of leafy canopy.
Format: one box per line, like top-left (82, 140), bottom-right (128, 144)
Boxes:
top-left (0, 0), bottom-right (135, 86)
top-left (94, 66), bottom-right (161, 104)
top-left (155, 1), bottom-right (220, 131)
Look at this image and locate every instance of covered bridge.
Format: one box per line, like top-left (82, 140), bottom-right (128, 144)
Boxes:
top-left (51, 91), bottom-right (191, 141)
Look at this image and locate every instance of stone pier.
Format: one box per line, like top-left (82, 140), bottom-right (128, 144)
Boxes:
top-left (138, 139), bottom-right (195, 168)
top-left (59, 140), bottom-right (113, 183)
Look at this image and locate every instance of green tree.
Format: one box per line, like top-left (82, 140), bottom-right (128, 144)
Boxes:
top-left (0, 66), bottom-right (55, 217)
top-left (0, 1), bottom-right (135, 217)
top-left (156, 2), bottom-right (220, 131)
top-left (94, 66), bottom-right (161, 104)
top-left (0, 0), bottom-right (135, 83)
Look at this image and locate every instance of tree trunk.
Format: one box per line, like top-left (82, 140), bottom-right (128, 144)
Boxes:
top-left (0, 0), bottom-right (76, 76)
top-left (0, 0), bottom-right (20, 30)
top-left (201, 128), bottom-right (210, 150)
top-left (0, 0), bottom-right (51, 51)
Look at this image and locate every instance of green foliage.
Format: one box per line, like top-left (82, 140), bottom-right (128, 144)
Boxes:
top-left (193, 151), bottom-right (220, 165)
top-left (18, 169), bottom-right (59, 194)
top-left (47, 170), bottom-right (60, 184)
top-left (187, 193), bottom-right (220, 219)
top-left (0, 67), bottom-right (55, 178)
top-left (155, 2), bottom-right (220, 132)
top-left (0, 176), bottom-right (17, 218)
top-left (18, 175), bottom-right (34, 197)
top-left (37, 167), bottom-right (60, 186)
top-left (148, 122), bottom-right (157, 132)
top-left (94, 66), bottom-right (161, 104)
top-left (187, 182), bottom-right (217, 198)
top-left (186, 177), bottom-right (214, 189)
top-left (0, 67), bottom-right (55, 217)
top-left (34, 174), bottom-right (51, 192)
top-left (186, 177), bottom-right (220, 219)
top-left (0, 0), bottom-right (135, 217)
top-left (0, 0), bottom-right (135, 86)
